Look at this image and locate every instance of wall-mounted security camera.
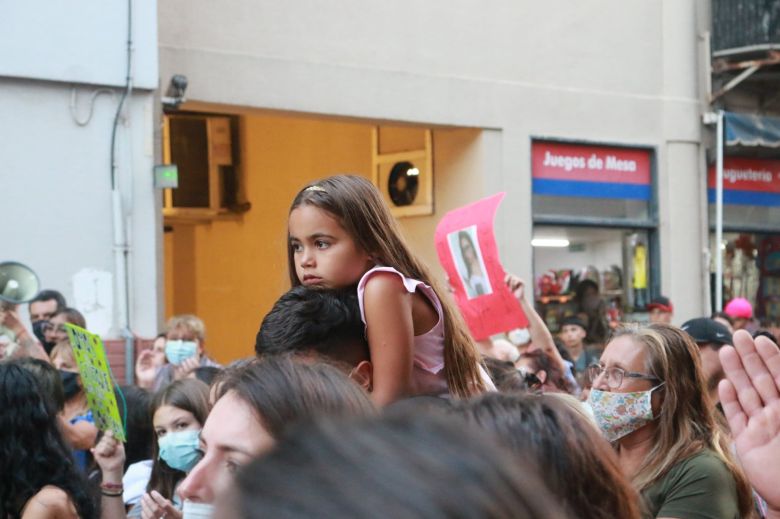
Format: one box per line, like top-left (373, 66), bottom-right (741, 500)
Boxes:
top-left (161, 74), bottom-right (188, 109)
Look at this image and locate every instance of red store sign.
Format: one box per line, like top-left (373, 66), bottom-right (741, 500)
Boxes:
top-left (531, 141), bottom-right (652, 200)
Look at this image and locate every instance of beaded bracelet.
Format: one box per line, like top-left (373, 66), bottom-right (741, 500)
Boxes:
top-left (100, 481), bottom-right (124, 497)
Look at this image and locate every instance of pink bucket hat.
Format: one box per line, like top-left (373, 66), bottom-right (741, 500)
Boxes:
top-left (724, 297), bottom-right (753, 319)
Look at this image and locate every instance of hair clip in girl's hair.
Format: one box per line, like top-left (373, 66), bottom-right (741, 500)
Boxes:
top-left (305, 185), bottom-right (326, 193)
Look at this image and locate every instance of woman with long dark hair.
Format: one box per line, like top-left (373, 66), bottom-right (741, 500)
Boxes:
top-left (0, 361), bottom-right (97, 519)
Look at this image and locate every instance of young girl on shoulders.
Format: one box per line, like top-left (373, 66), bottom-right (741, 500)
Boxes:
top-left (287, 175), bottom-right (493, 406)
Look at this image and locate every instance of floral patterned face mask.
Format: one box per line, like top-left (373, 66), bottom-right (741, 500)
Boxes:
top-left (587, 383), bottom-right (665, 442)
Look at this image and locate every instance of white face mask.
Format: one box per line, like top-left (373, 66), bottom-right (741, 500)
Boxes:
top-left (587, 383), bottom-right (665, 442)
top-left (182, 500), bottom-right (214, 519)
top-left (507, 328), bottom-right (530, 346)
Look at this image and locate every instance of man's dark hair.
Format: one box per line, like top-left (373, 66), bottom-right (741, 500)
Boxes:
top-left (29, 289), bottom-right (67, 311)
top-left (255, 287), bottom-right (369, 366)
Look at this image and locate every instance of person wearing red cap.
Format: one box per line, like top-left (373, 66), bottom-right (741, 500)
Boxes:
top-left (647, 296), bottom-right (673, 324)
top-left (723, 297), bottom-right (753, 331)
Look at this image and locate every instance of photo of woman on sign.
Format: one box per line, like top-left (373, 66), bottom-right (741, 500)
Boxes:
top-left (448, 226), bottom-right (492, 299)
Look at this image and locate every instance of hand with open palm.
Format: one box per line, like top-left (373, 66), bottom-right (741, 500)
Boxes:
top-left (135, 349), bottom-right (164, 389)
top-left (719, 330), bottom-right (780, 514)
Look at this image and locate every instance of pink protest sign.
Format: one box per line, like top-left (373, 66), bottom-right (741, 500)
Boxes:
top-left (435, 192), bottom-right (528, 340)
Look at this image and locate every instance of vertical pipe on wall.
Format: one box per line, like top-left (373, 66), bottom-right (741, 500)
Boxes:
top-left (714, 110), bottom-right (724, 312)
top-left (110, 0), bottom-right (135, 384)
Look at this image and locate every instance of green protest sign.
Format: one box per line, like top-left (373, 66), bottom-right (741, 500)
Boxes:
top-left (64, 323), bottom-right (126, 441)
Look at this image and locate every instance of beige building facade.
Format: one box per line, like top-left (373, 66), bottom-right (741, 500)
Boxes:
top-left (157, 1), bottom-right (715, 360)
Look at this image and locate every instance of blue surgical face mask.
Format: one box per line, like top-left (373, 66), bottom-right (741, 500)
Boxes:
top-left (165, 340), bottom-right (198, 365)
top-left (158, 429), bottom-right (201, 472)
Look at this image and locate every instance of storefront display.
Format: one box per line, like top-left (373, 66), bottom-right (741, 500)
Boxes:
top-left (712, 232), bottom-right (780, 326)
top-left (708, 157), bottom-right (780, 326)
top-left (533, 227), bottom-right (650, 337)
top-left (531, 140), bottom-right (658, 339)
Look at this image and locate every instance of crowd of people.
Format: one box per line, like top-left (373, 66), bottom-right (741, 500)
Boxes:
top-left (1, 174), bottom-right (780, 518)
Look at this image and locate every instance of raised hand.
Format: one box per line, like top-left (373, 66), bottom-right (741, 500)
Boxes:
top-left (135, 349), bottom-right (164, 389)
top-left (718, 330), bottom-right (780, 511)
top-left (91, 429), bottom-right (126, 480)
top-left (173, 355), bottom-right (201, 381)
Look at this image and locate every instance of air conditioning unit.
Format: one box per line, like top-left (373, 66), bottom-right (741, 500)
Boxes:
top-left (372, 126), bottom-right (433, 217)
top-left (162, 113), bottom-right (248, 221)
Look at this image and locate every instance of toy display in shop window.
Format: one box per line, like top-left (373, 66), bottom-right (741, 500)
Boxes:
top-left (757, 235), bottom-right (780, 324)
top-left (535, 268), bottom-right (613, 346)
top-left (535, 269), bottom-right (573, 334)
top-left (601, 265), bottom-right (623, 330)
top-left (722, 235), bottom-right (760, 309)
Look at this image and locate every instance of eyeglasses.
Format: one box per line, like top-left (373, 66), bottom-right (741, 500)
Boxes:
top-left (42, 322), bottom-right (67, 334)
top-left (587, 364), bottom-right (661, 390)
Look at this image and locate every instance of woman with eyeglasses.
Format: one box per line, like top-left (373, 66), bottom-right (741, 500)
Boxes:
top-left (43, 307), bottom-right (86, 348)
top-left (586, 324), bottom-right (754, 519)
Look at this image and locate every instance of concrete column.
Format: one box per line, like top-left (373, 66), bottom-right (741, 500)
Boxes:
top-left (659, 0), bottom-right (709, 322)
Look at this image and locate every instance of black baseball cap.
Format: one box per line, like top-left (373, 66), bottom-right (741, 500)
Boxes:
top-left (560, 316), bottom-right (587, 331)
top-left (681, 318), bottom-right (733, 348)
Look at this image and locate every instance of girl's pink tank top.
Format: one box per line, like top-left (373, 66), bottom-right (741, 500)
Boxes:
top-left (357, 266), bottom-right (495, 397)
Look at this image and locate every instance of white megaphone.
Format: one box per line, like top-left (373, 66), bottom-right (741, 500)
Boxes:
top-left (0, 261), bottom-right (40, 305)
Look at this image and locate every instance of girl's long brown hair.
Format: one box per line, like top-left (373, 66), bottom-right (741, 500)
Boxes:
top-left (288, 175), bottom-right (486, 398)
top-left (614, 324), bottom-right (754, 517)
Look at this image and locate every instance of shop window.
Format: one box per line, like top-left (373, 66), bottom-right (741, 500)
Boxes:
top-left (529, 139), bottom-right (659, 342)
top-left (710, 232), bottom-right (780, 326)
top-left (533, 226), bottom-right (652, 339)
